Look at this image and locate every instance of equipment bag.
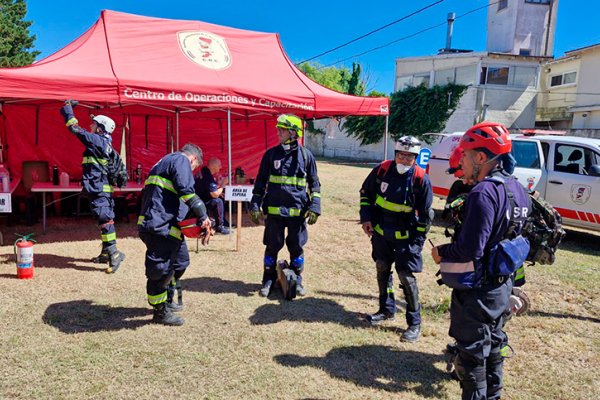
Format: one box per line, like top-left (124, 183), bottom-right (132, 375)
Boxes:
top-left (105, 146), bottom-right (129, 188)
top-left (522, 191), bottom-right (566, 265)
top-left (276, 260), bottom-right (297, 300)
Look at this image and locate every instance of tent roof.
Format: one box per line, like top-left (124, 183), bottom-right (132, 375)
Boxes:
top-left (0, 10), bottom-right (388, 118)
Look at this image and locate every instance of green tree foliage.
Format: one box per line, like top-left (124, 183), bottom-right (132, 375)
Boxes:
top-left (298, 62), bottom-right (366, 134)
top-left (345, 83), bottom-right (468, 145)
top-left (0, 0), bottom-right (39, 67)
top-left (298, 62), bottom-right (365, 95)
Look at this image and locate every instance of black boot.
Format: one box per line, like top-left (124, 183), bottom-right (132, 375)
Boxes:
top-left (401, 324), bottom-right (421, 342)
top-left (166, 280), bottom-right (183, 312)
top-left (152, 303), bottom-right (184, 326)
top-left (366, 310), bottom-right (395, 326)
top-left (91, 250), bottom-right (110, 264)
top-left (259, 280), bottom-right (273, 297)
top-left (105, 245), bottom-right (125, 274)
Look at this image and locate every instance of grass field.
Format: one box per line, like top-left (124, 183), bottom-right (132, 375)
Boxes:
top-left (0, 159), bottom-right (598, 399)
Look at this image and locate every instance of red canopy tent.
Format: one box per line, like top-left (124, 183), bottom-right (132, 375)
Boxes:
top-left (0, 10), bottom-right (389, 184)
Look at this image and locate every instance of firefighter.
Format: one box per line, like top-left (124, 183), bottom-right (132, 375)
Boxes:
top-left (431, 122), bottom-right (532, 399)
top-left (60, 100), bottom-right (125, 274)
top-left (250, 114), bottom-right (321, 298)
top-left (359, 136), bottom-right (433, 343)
top-left (137, 143), bottom-right (210, 326)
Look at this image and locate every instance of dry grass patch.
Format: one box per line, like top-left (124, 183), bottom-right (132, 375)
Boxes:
top-left (0, 159), bottom-right (598, 399)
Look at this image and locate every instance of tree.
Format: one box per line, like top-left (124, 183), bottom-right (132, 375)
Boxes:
top-left (298, 62), bottom-right (366, 96)
top-left (0, 0), bottom-right (40, 68)
top-left (344, 83), bottom-right (468, 145)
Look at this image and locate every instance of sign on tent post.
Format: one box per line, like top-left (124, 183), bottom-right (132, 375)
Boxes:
top-left (224, 185), bottom-right (253, 251)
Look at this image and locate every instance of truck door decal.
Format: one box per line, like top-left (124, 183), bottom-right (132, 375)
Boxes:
top-left (570, 184), bottom-right (591, 205)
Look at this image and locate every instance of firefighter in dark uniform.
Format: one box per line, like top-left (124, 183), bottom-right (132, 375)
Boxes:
top-left (138, 143), bottom-right (210, 326)
top-left (431, 122), bottom-right (532, 399)
top-left (250, 114), bottom-right (321, 297)
top-left (359, 136), bottom-right (433, 343)
top-left (60, 101), bottom-right (125, 274)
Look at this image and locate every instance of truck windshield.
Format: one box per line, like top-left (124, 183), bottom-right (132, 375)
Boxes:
top-left (512, 141), bottom-right (541, 169)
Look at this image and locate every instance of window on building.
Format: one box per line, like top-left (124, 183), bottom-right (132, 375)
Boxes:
top-left (519, 48), bottom-right (532, 56)
top-left (481, 66), bottom-right (510, 85)
top-left (525, 0), bottom-right (550, 4)
top-left (549, 71), bottom-right (577, 87)
top-left (434, 68), bottom-right (455, 86)
top-left (413, 73), bottom-right (430, 88)
top-left (498, 0), bottom-right (508, 11)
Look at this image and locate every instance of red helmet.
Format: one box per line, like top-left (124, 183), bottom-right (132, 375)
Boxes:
top-left (460, 122), bottom-right (511, 156)
top-left (447, 145), bottom-right (464, 178)
top-left (180, 218), bottom-right (202, 238)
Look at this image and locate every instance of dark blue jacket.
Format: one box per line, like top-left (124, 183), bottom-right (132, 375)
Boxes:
top-left (138, 152), bottom-right (197, 240)
top-left (251, 143), bottom-right (321, 217)
top-left (194, 166), bottom-right (218, 203)
top-left (360, 162), bottom-right (433, 244)
top-left (63, 111), bottom-right (113, 196)
top-left (438, 173), bottom-right (532, 287)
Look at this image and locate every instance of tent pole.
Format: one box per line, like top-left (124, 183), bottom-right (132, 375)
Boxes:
top-left (227, 108), bottom-right (233, 242)
top-left (175, 108), bottom-right (180, 151)
top-left (383, 115), bottom-right (389, 160)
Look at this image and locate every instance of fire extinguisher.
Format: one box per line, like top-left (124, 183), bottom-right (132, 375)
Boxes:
top-left (14, 233), bottom-right (36, 280)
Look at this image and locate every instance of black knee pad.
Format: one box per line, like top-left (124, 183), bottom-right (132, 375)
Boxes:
top-left (399, 272), bottom-right (419, 312)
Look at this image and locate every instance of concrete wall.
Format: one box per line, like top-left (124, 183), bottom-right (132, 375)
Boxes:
top-left (487, 0), bottom-right (558, 56)
top-left (304, 118), bottom-right (396, 161)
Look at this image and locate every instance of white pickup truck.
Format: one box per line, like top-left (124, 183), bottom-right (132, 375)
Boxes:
top-left (424, 132), bottom-right (600, 232)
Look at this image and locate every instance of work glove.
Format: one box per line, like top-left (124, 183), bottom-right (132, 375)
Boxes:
top-left (305, 210), bottom-right (319, 225)
top-left (250, 209), bottom-right (262, 225)
top-left (65, 99), bottom-right (79, 107)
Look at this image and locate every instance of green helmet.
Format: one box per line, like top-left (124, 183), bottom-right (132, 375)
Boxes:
top-left (276, 114), bottom-right (303, 137)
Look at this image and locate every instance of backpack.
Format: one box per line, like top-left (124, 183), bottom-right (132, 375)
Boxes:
top-left (375, 159), bottom-right (425, 190)
top-left (103, 146), bottom-right (129, 188)
top-left (521, 190), bottom-right (566, 265)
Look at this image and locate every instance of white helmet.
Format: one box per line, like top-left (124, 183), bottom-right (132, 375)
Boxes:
top-left (395, 136), bottom-right (421, 155)
top-left (91, 115), bottom-right (116, 134)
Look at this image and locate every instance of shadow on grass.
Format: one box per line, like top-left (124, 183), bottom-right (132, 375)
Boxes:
top-left (183, 277), bottom-right (260, 297)
top-left (528, 310), bottom-right (600, 324)
top-left (42, 300), bottom-right (149, 333)
top-left (560, 228), bottom-right (600, 257)
top-left (250, 297), bottom-right (364, 327)
top-left (315, 289), bottom-right (376, 301)
top-left (275, 345), bottom-right (450, 397)
top-left (34, 253), bottom-right (107, 272)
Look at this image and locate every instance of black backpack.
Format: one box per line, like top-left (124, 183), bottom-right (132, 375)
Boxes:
top-left (103, 146), bottom-right (128, 188)
top-left (522, 190), bottom-right (566, 265)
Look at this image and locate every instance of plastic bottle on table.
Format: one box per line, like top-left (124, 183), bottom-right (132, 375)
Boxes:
top-left (0, 164), bottom-right (9, 192)
top-left (52, 165), bottom-right (59, 185)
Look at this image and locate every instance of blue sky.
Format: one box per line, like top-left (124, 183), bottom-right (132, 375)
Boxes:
top-left (25, 0), bottom-right (600, 94)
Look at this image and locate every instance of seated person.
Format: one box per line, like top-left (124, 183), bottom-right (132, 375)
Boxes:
top-left (195, 157), bottom-right (230, 234)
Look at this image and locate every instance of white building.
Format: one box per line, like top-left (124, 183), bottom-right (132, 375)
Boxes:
top-left (394, 51), bottom-right (547, 131)
top-left (536, 43), bottom-right (600, 131)
top-left (487, 0), bottom-right (558, 57)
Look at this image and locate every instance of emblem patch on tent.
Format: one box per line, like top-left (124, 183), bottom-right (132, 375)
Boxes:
top-left (178, 31), bottom-right (231, 70)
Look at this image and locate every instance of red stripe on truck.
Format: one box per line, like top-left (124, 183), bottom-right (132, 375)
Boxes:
top-left (433, 186), bottom-right (449, 196)
top-left (555, 207), bottom-right (600, 225)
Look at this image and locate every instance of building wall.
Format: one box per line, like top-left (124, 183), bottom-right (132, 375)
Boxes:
top-left (569, 46), bottom-right (600, 129)
top-left (487, 0), bottom-right (558, 56)
top-left (536, 55), bottom-right (579, 126)
top-left (487, 0), bottom-right (518, 53)
top-left (304, 118), bottom-right (396, 161)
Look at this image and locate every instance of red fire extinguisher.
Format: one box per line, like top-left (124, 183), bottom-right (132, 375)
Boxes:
top-left (14, 233), bottom-right (36, 279)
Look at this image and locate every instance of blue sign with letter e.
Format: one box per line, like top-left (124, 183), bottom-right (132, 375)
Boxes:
top-left (417, 149), bottom-right (431, 168)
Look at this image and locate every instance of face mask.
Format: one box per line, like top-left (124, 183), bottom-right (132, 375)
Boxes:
top-left (396, 163), bottom-right (411, 175)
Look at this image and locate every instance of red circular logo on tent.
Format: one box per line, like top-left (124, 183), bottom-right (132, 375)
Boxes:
top-left (178, 31), bottom-right (231, 70)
